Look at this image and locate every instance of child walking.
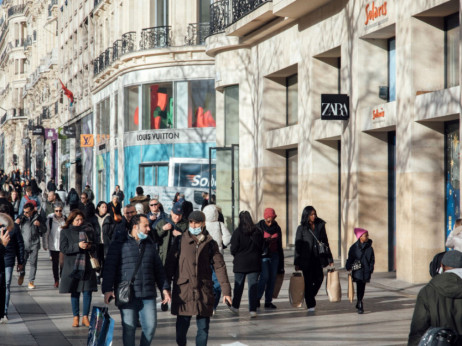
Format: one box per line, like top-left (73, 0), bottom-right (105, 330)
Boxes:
top-left (346, 228), bottom-right (375, 314)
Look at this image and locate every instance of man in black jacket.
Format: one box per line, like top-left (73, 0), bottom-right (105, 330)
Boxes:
top-left (78, 192), bottom-right (96, 221)
top-left (0, 212), bottom-right (15, 323)
top-left (103, 214), bottom-right (171, 345)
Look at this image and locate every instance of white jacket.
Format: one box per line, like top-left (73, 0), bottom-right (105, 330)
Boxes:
top-left (43, 213), bottom-right (65, 251)
top-left (446, 225), bottom-right (462, 252)
top-left (203, 204), bottom-right (231, 254)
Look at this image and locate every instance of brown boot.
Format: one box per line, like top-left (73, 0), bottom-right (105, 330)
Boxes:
top-left (72, 316), bottom-right (79, 327)
top-left (81, 315), bottom-right (90, 327)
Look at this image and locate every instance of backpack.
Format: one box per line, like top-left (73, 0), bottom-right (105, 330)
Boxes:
top-left (419, 327), bottom-right (458, 346)
top-left (429, 251), bottom-right (446, 277)
top-left (69, 191), bottom-right (79, 204)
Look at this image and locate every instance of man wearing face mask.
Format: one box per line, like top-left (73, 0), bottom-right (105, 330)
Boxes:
top-left (102, 214), bottom-right (171, 346)
top-left (165, 211), bottom-right (232, 346)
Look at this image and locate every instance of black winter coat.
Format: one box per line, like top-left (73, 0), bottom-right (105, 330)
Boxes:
top-left (294, 218), bottom-right (333, 271)
top-left (230, 227), bottom-right (263, 273)
top-left (102, 234), bottom-right (169, 300)
top-left (59, 224), bottom-right (98, 293)
top-left (345, 239), bottom-right (375, 283)
top-left (257, 220), bottom-right (285, 272)
top-left (0, 198), bottom-right (14, 219)
top-left (4, 224), bottom-right (24, 268)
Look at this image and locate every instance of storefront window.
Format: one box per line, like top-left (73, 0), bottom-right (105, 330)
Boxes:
top-left (125, 86), bottom-right (139, 132)
top-left (189, 80), bottom-right (216, 129)
top-left (445, 13), bottom-right (459, 88)
top-left (224, 85), bottom-right (239, 146)
top-left (139, 163), bottom-right (168, 186)
top-left (97, 97), bottom-right (110, 138)
top-left (446, 121), bottom-right (460, 242)
top-left (286, 75), bottom-right (298, 126)
top-left (142, 83), bottom-right (173, 130)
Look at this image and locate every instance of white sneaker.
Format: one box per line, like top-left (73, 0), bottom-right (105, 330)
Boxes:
top-left (250, 311), bottom-right (257, 318)
top-left (307, 307), bottom-right (316, 312)
top-left (0, 316), bottom-right (8, 324)
top-left (228, 306), bottom-right (239, 314)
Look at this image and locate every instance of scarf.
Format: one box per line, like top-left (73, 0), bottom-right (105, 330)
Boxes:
top-left (70, 229), bottom-right (87, 280)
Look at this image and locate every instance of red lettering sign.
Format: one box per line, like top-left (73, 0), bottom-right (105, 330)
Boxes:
top-left (365, 1), bottom-right (388, 25)
top-left (372, 107), bottom-right (385, 119)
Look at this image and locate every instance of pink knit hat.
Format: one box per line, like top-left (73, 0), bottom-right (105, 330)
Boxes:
top-left (354, 228), bottom-right (368, 239)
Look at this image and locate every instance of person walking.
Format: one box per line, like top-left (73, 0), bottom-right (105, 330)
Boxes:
top-left (147, 198), bottom-right (167, 233)
top-left (94, 201), bottom-right (111, 273)
top-left (10, 190), bottom-right (20, 219)
top-left (16, 202), bottom-right (46, 289)
top-left (103, 214), bottom-right (171, 346)
top-left (203, 204), bottom-right (232, 313)
top-left (83, 185), bottom-right (95, 203)
top-left (345, 228), bottom-right (375, 314)
top-left (165, 211), bottom-right (232, 346)
top-left (0, 215), bottom-right (11, 323)
top-left (256, 208), bottom-right (284, 309)
top-left (47, 178), bottom-right (57, 193)
top-left (18, 186), bottom-right (41, 215)
top-left (294, 206), bottom-right (333, 311)
top-left (78, 192), bottom-right (96, 221)
top-left (43, 202), bottom-right (66, 288)
top-left (1, 212), bottom-right (21, 323)
top-left (56, 184), bottom-right (67, 206)
top-left (229, 211), bottom-right (263, 317)
top-left (408, 250), bottom-right (462, 345)
top-left (59, 210), bottom-right (98, 328)
top-left (67, 188), bottom-right (79, 211)
top-left (129, 186), bottom-right (150, 214)
top-left (108, 195), bottom-right (122, 221)
top-left (0, 191), bottom-right (14, 219)
top-left (112, 185), bottom-right (125, 206)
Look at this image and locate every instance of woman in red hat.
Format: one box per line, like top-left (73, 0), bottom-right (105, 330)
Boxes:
top-left (345, 228), bottom-right (375, 314)
top-left (256, 208), bottom-right (284, 309)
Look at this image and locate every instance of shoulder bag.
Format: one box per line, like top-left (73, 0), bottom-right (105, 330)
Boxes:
top-left (308, 228), bottom-right (329, 255)
top-left (115, 243), bottom-right (146, 307)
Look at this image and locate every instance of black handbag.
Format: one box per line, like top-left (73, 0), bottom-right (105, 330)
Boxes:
top-left (308, 229), bottom-right (329, 256)
top-left (115, 243), bottom-right (146, 307)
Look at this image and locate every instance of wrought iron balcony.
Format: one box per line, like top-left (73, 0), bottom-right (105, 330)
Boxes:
top-left (210, 0), bottom-right (230, 35)
top-left (8, 4), bottom-right (26, 17)
top-left (112, 39), bottom-right (122, 61)
top-left (186, 23), bottom-right (210, 45)
top-left (139, 26), bottom-right (171, 50)
top-left (93, 58), bottom-right (99, 76)
top-left (121, 31), bottom-right (136, 54)
top-left (104, 47), bottom-right (113, 67)
top-left (232, 0), bottom-right (272, 23)
top-left (98, 53), bottom-right (104, 72)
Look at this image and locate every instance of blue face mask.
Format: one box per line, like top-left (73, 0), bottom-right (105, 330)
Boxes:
top-left (189, 226), bottom-right (202, 236)
top-left (138, 232), bottom-right (148, 240)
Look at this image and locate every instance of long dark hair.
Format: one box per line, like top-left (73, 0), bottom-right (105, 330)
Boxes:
top-left (238, 211), bottom-right (257, 234)
top-left (62, 209), bottom-right (85, 229)
top-left (301, 206), bottom-right (316, 227)
top-left (96, 201), bottom-right (108, 216)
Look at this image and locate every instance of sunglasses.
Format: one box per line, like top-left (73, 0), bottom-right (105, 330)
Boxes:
top-left (150, 203), bottom-right (159, 206)
top-left (54, 209), bottom-right (63, 213)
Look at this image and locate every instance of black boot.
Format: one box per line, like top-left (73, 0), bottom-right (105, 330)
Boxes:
top-left (357, 301), bottom-right (364, 314)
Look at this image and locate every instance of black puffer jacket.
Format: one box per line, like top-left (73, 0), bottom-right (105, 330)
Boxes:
top-left (257, 220), bottom-right (285, 272)
top-left (102, 234), bottom-right (169, 300)
top-left (4, 224), bottom-right (24, 268)
top-left (230, 227), bottom-right (263, 273)
top-left (345, 239), bottom-right (375, 282)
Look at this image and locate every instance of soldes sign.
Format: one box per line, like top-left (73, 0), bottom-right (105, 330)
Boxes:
top-left (365, 1), bottom-right (387, 26)
top-left (321, 94), bottom-right (349, 120)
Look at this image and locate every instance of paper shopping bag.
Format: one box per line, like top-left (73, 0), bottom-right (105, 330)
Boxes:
top-left (326, 268), bottom-right (341, 302)
top-left (289, 272), bottom-right (305, 308)
top-left (347, 273), bottom-right (355, 303)
top-left (272, 272), bottom-right (284, 299)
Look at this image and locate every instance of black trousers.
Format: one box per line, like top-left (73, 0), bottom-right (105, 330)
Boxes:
top-left (50, 250), bottom-right (61, 282)
top-left (356, 281), bottom-right (366, 302)
top-left (302, 267), bottom-right (323, 309)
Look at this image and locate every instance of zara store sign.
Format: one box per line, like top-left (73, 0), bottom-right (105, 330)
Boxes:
top-left (321, 94), bottom-right (350, 120)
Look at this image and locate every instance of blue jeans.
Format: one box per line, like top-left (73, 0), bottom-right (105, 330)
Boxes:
top-left (258, 252), bottom-right (279, 304)
top-left (176, 315), bottom-right (210, 346)
top-left (120, 297), bottom-right (157, 346)
top-left (70, 291), bottom-right (92, 317)
top-left (211, 267), bottom-right (221, 310)
top-left (4, 266), bottom-right (13, 315)
top-left (233, 272), bottom-right (259, 312)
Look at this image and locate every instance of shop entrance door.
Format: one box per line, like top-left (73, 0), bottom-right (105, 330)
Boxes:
top-left (209, 145), bottom-right (239, 232)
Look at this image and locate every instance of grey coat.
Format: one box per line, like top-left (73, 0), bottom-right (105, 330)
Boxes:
top-left (18, 212), bottom-right (46, 251)
top-left (59, 223), bottom-right (98, 293)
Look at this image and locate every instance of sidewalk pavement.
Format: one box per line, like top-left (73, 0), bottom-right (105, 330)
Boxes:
top-left (1, 247), bottom-right (423, 345)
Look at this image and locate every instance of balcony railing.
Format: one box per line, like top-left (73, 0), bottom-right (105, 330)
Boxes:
top-left (8, 4), bottom-right (26, 17)
top-left (139, 26), bottom-right (171, 50)
top-left (210, 0), bottom-right (230, 35)
top-left (112, 39), bottom-right (123, 61)
top-left (186, 23), bottom-right (210, 45)
top-left (232, 0), bottom-right (272, 23)
top-left (121, 31), bottom-right (136, 54)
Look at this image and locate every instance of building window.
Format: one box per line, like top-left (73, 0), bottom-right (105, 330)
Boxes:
top-left (445, 13), bottom-right (459, 88)
top-left (188, 80), bottom-right (216, 128)
top-left (142, 82), bottom-right (173, 130)
top-left (139, 163), bottom-right (169, 186)
top-left (97, 97), bottom-right (110, 137)
top-left (286, 74), bottom-right (298, 126)
top-left (199, 0), bottom-right (211, 23)
top-left (124, 85), bottom-right (139, 132)
top-left (224, 85), bottom-right (239, 146)
top-left (155, 0), bottom-right (168, 26)
top-left (388, 37), bottom-right (396, 102)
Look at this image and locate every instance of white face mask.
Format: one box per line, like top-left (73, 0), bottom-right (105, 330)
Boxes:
top-left (189, 226), bottom-right (202, 236)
